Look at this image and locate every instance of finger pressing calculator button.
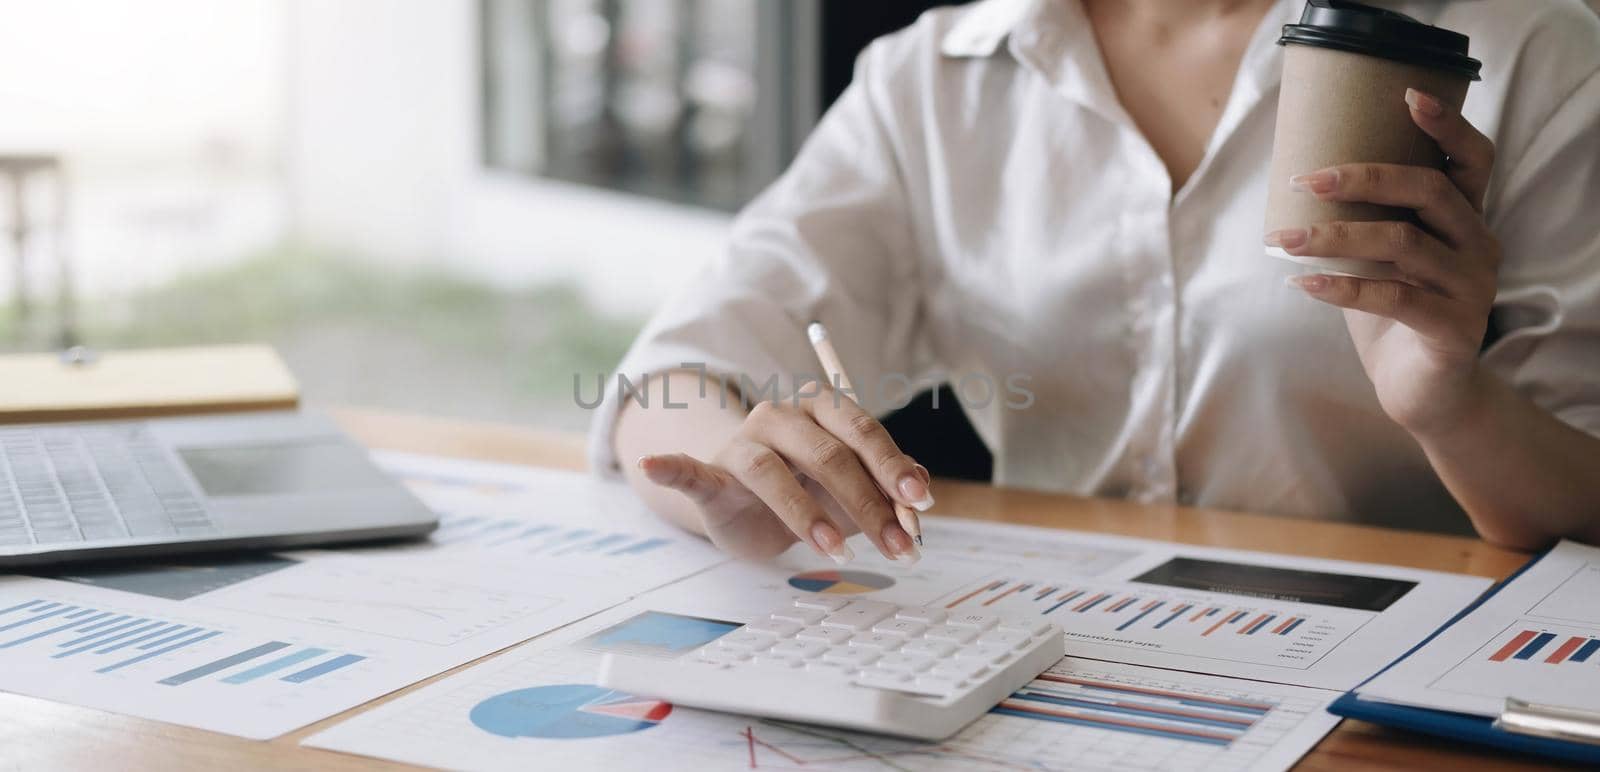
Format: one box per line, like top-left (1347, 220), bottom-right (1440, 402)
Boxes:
top-left (997, 618), bottom-right (1054, 637)
top-left (717, 632), bottom-right (776, 652)
top-left (823, 647), bottom-right (882, 668)
top-left (976, 630), bottom-right (1031, 650)
top-left (946, 612), bottom-right (1000, 631)
top-left (795, 626), bottom-right (852, 645)
top-left (893, 607), bottom-right (947, 625)
top-left (744, 619), bottom-right (803, 638)
top-left (871, 619), bottom-right (927, 638)
top-left (770, 639), bottom-right (829, 659)
top-left (923, 624), bottom-right (979, 644)
top-left (792, 595), bottom-right (850, 611)
top-left (846, 633), bottom-right (905, 651)
top-left (771, 607), bottom-right (827, 625)
top-left (899, 638), bottom-right (958, 658)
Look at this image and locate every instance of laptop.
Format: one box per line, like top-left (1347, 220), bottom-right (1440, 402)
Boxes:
top-left (0, 410), bottom-right (438, 567)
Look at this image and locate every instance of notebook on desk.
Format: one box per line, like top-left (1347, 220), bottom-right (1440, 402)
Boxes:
top-left (0, 344), bottom-right (299, 423)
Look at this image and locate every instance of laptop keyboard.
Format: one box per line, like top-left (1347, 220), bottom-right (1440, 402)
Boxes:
top-left (0, 425), bottom-right (213, 547)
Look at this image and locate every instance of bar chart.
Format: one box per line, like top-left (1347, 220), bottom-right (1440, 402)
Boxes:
top-left (940, 576), bottom-right (1367, 669)
top-left (994, 667), bottom-right (1279, 746)
top-left (1431, 619), bottom-right (1600, 702)
top-left (429, 514), bottom-right (676, 558)
top-left (0, 598), bottom-right (367, 687)
top-left (1487, 629), bottom-right (1600, 664)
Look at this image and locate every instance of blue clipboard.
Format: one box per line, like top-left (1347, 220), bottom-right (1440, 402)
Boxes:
top-left (1328, 547), bottom-right (1600, 765)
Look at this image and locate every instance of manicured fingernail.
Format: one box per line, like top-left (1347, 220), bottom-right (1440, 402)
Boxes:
top-left (913, 463), bottom-right (931, 484)
top-left (1289, 170), bottom-right (1339, 194)
top-left (898, 474), bottom-right (935, 512)
top-left (1286, 274), bottom-right (1330, 293)
top-left (882, 524), bottom-right (919, 564)
top-left (635, 455), bottom-right (665, 481)
top-left (1264, 228), bottom-right (1308, 250)
top-left (1405, 88), bottom-right (1443, 117)
top-left (810, 521), bottom-right (853, 565)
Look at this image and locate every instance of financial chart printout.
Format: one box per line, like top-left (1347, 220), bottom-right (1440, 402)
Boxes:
top-left (308, 519), bottom-right (1489, 771)
top-left (0, 454), bottom-right (725, 738)
top-left (637, 520), bottom-right (1490, 690)
top-left (306, 602), bottom-right (1343, 772)
top-left (1359, 540), bottom-right (1600, 717)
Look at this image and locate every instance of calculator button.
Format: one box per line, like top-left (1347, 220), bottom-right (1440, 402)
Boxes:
top-left (976, 630), bottom-right (1031, 650)
top-left (846, 633), bottom-right (904, 652)
top-left (744, 619), bottom-right (803, 638)
top-left (795, 626), bottom-right (852, 645)
top-left (771, 607), bottom-right (828, 625)
top-left (894, 607), bottom-right (947, 625)
top-left (852, 670), bottom-right (912, 690)
top-left (899, 638), bottom-right (958, 658)
top-left (923, 624), bottom-right (979, 644)
top-left (803, 661), bottom-right (855, 680)
top-left (697, 647), bottom-right (751, 664)
top-left (931, 661), bottom-right (989, 682)
top-left (823, 647), bottom-right (882, 668)
top-left (946, 612), bottom-right (1000, 631)
top-left (717, 632), bottom-right (776, 652)
top-left (997, 618), bottom-right (1054, 637)
top-left (871, 619), bottom-right (927, 638)
top-left (770, 639), bottom-right (829, 659)
top-left (958, 644), bottom-right (1013, 664)
top-left (792, 596), bottom-right (850, 611)
top-left (749, 654), bottom-right (803, 669)
top-left (873, 653), bottom-right (935, 673)
top-left (821, 602), bottom-right (896, 631)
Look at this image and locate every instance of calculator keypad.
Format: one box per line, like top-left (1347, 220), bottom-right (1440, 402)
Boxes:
top-left (694, 596), bottom-right (1059, 699)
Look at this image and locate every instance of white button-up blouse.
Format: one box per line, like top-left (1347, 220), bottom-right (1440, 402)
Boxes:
top-left (589, 0), bottom-right (1600, 534)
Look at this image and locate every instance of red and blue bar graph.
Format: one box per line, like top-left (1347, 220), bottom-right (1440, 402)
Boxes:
top-left (1489, 629), bottom-right (1600, 664)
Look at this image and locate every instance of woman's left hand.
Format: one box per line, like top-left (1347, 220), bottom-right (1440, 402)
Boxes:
top-left (1267, 88), bottom-right (1501, 435)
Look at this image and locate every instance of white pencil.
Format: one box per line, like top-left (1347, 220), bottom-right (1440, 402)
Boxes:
top-left (807, 321), bottom-right (924, 547)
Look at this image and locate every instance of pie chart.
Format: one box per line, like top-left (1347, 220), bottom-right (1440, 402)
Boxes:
top-left (788, 569), bottom-right (895, 595)
top-left (469, 684), bottom-right (672, 739)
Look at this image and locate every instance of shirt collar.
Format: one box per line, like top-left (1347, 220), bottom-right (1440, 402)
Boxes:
top-left (939, 0), bottom-right (1034, 58)
top-left (941, 0), bottom-right (1298, 128)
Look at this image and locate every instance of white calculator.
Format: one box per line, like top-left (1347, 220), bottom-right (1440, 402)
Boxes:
top-left (598, 596), bottom-right (1064, 741)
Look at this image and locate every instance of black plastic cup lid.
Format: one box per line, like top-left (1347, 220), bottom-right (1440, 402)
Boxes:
top-left (1279, 0), bottom-right (1482, 81)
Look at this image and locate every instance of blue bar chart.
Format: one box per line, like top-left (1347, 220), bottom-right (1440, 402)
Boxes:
top-left (0, 598), bottom-right (369, 687)
top-left (942, 576), bottom-right (1365, 669)
top-left (429, 513), bottom-right (677, 559)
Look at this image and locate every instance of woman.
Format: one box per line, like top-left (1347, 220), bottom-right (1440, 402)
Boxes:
top-left (592, 0), bottom-right (1600, 564)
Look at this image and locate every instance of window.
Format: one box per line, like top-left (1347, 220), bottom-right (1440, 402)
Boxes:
top-left (481, 0), bottom-right (818, 211)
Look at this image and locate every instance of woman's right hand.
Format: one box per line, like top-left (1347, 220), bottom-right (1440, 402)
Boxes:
top-left (635, 387), bottom-right (933, 564)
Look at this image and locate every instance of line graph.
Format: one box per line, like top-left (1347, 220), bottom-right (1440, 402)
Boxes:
top-left (197, 563), bottom-right (564, 645)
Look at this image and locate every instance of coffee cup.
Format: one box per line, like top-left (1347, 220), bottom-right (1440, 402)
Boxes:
top-left (1265, 0), bottom-right (1482, 279)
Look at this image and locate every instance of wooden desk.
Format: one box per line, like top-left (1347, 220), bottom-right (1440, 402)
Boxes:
top-left (0, 409), bottom-right (1556, 770)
